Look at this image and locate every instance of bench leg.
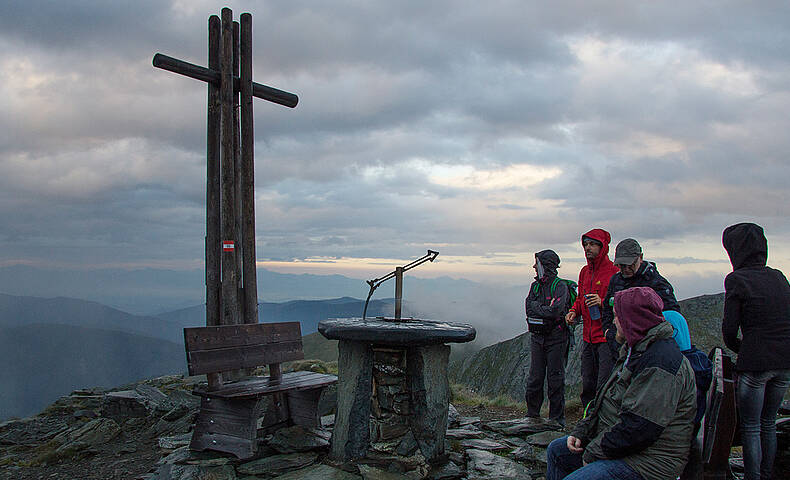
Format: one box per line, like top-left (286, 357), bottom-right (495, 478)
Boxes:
top-left (287, 387), bottom-right (326, 428)
top-left (259, 393), bottom-right (290, 435)
top-left (190, 396), bottom-right (262, 459)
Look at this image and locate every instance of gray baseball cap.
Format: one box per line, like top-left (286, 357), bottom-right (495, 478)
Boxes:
top-left (614, 238), bottom-right (642, 265)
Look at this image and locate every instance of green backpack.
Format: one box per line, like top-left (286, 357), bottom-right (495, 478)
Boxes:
top-left (531, 277), bottom-right (578, 312)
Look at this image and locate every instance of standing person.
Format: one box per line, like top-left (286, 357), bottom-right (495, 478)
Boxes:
top-left (546, 287), bottom-right (697, 480)
top-left (565, 229), bottom-right (619, 410)
top-left (722, 222), bottom-right (790, 480)
top-left (525, 249), bottom-right (570, 429)
top-left (601, 238), bottom-right (680, 360)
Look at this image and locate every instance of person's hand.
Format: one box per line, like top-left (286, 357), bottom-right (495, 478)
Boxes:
top-left (566, 435), bottom-right (584, 453)
top-left (584, 294), bottom-right (601, 307)
top-left (565, 311), bottom-right (576, 325)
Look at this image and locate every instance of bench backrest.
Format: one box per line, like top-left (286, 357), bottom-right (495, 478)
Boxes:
top-left (701, 347), bottom-right (736, 469)
top-left (184, 322), bottom-right (305, 376)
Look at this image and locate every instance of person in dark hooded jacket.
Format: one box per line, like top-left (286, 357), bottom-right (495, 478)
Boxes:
top-left (601, 238), bottom-right (680, 360)
top-left (525, 249), bottom-right (570, 428)
top-left (565, 228), bottom-right (620, 409)
top-left (722, 222), bottom-right (790, 480)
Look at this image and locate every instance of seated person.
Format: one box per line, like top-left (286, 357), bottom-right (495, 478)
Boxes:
top-left (546, 287), bottom-right (697, 480)
top-left (662, 309), bottom-right (691, 351)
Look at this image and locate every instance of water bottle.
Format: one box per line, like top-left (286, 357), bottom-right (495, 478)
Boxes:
top-left (587, 294), bottom-right (601, 320)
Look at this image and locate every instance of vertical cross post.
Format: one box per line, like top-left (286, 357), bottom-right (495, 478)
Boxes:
top-left (153, 8), bottom-right (297, 335)
top-left (220, 8), bottom-right (240, 327)
top-left (240, 13), bottom-right (258, 326)
top-left (206, 15), bottom-right (221, 328)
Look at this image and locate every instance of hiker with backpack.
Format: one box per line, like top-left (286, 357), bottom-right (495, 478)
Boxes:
top-left (525, 249), bottom-right (573, 429)
top-left (565, 228), bottom-right (620, 410)
top-left (722, 222), bottom-right (790, 480)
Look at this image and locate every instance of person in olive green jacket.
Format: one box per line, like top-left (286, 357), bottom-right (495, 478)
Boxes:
top-left (546, 287), bottom-right (697, 480)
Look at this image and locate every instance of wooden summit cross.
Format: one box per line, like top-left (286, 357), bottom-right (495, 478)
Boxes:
top-left (153, 8), bottom-right (297, 334)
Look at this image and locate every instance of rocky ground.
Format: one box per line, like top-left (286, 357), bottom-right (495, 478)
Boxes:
top-left (2, 374), bottom-right (789, 479)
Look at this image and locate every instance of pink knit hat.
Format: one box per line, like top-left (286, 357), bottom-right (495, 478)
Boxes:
top-left (613, 287), bottom-right (665, 346)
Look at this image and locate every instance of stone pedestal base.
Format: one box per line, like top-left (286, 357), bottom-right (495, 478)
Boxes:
top-left (330, 339), bottom-right (373, 460)
top-left (330, 342), bottom-right (450, 463)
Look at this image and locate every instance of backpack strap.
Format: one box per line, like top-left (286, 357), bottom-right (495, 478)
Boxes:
top-left (550, 277), bottom-right (560, 295)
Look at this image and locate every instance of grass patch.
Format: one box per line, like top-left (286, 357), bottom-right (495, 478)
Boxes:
top-left (450, 383), bottom-right (527, 412)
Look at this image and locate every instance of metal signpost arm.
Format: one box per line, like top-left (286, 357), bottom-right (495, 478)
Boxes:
top-left (362, 250), bottom-right (439, 320)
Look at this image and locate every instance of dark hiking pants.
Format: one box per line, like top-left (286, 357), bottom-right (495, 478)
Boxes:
top-left (580, 341), bottom-right (615, 409)
top-left (526, 326), bottom-right (567, 424)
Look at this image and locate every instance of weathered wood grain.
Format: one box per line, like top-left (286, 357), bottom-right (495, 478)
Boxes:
top-left (184, 322), bottom-right (302, 350)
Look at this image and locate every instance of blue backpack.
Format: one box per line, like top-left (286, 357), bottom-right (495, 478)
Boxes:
top-left (682, 345), bottom-right (713, 427)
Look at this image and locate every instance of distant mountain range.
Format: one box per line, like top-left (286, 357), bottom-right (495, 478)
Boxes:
top-left (0, 324), bottom-right (185, 421)
top-left (1, 283), bottom-right (728, 422)
top-left (0, 264), bottom-right (516, 316)
top-left (157, 297), bottom-right (393, 337)
top-left (0, 293), bottom-right (392, 420)
top-left (447, 293), bottom-right (727, 402)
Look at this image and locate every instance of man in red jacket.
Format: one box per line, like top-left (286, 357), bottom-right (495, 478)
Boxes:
top-left (565, 229), bottom-right (619, 409)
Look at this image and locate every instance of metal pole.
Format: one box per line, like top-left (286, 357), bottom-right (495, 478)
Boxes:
top-left (394, 267), bottom-right (403, 320)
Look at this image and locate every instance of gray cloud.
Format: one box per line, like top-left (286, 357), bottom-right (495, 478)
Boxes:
top-left (1, 0), bottom-right (790, 287)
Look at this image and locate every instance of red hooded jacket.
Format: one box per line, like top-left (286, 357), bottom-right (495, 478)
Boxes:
top-left (570, 228), bottom-right (619, 344)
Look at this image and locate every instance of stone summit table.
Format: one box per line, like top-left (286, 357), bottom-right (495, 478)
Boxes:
top-left (318, 317), bottom-right (476, 464)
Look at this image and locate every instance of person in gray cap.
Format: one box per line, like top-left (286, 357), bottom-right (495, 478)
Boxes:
top-left (600, 238), bottom-right (681, 359)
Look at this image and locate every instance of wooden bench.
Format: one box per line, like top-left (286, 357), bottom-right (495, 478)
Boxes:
top-left (184, 321), bottom-right (337, 459)
top-left (681, 347), bottom-right (737, 480)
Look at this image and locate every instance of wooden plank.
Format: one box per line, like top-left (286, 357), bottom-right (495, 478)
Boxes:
top-left (240, 12), bottom-right (258, 327)
top-left (152, 53), bottom-right (299, 108)
top-left (701, 348), bottom-right (737, 479)
top-left (205, 14), bottom-right (221, 328)
top-left (702, 349), bottom-right (725, 462)
top-left (194, 371), bottom-right (337, 398)
top-left (187, 340), bottom-right (305, 375)
top-left (184, 322), bottom-right (302, 351)
top-left (220, 7), bottom-right (240, 328)
top-left (232, 19), bottom-right (244, 326)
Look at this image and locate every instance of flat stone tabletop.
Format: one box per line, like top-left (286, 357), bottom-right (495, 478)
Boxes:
top-left (318, 317), bottom-right (476, 346)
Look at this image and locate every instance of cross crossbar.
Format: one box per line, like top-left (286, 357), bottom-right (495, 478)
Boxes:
top-left (153, 53), bottom-right (298, 108)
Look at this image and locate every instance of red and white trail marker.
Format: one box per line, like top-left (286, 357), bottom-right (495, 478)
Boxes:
top-left (222, 241), bottom-right (235, 252)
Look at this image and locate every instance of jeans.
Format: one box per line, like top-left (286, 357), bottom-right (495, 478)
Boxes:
top-left (546, 436), bottom-right (643, 480)
top-left (737, 369), bottom-right (790, 480)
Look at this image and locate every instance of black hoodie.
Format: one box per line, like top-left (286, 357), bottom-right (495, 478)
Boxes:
top-left (722, 223), bottom-right (790, 371)
top-left (525, 250), bottom-right (568, 335)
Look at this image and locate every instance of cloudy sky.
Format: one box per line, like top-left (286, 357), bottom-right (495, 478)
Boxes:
top-left (1, 0), bottom-right (789, 300)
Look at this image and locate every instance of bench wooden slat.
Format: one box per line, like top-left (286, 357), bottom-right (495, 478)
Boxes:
top-left (193, 370), bottom-right (337, 398)
top-left (184, 322), bottom-right (302, 351)
top-left (186, 339), bottom-right (305, 375)
top-left (184, 320), bottom-right (337, 459)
